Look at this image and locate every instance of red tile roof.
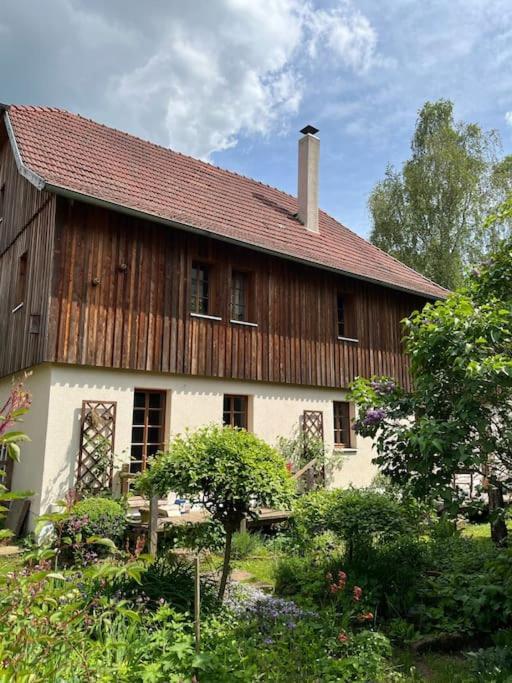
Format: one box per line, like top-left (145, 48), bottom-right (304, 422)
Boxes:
top-left (5, 105), bottom-right (447, 298)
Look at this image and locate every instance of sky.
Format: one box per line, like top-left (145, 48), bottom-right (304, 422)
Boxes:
top-left (1, 0), bottom-right (511, 237)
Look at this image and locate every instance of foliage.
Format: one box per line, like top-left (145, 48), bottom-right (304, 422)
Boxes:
top-left (350, 219), bottom-right (512, 544)
top-left (411, 536), bottom-right (511, 638)
top-left (161, 517), bottom-right (226, 553)
top-left (468, 631), bottom-right (512, 682)
top-left (276, 427), bottom-right (328, 492)
top-left (291, 487), bottom-right (423, 559)
top-left (0, 381), bottom-right (32, 542)
top-left (112, 554), bottom-right (219, 613)
top-left (35, 493), bottom-right (126, 566)
top-left (67, 496), bottom-right (127, 543)
top-left (0, 547), bottom-right (404, 682)
top-left (137, 424), bottom-right (295, 599)
top-left (369, 99), bottom-right (511, 289)
top-left (231, 530), bottom-right (263, 560)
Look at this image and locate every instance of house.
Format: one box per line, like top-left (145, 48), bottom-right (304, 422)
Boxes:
top-left (0, 105), bottom-right (447, 528)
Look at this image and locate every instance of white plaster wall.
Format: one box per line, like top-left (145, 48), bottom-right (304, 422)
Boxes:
top-left (0, 365), bottom-right (51, 526)
top-left (41, 365), bottom-right (378, 512)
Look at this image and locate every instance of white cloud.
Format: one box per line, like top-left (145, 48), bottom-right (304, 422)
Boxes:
top-left (0, 0), bottom-right (380, 159)
top-left (109, 0), bottom-right (379, 158)
top-left (506, 112), bottom-right (512, 127)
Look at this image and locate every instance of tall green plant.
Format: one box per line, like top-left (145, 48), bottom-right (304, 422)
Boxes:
top-left (350, 200), bottom-right (512, 545)
top-left (137, 424), bottom-right (295, 599)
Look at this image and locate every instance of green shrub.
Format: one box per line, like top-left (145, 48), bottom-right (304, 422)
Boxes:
top-left (292, 488), bottom-right (423, 559)
top-left (231, 530), bottom-right (263, 560)
top-left (114, 554), bottom-right (219, 613)
top-left (69, 496), bottom-right (127, 543)
top-left (413, 536), bottom-right (510, 637)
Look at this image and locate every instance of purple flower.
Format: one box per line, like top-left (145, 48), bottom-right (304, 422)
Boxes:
top-left (362, 408), bottom-right (386, 426)
top-left (370, 379), bottom-right (396, 395)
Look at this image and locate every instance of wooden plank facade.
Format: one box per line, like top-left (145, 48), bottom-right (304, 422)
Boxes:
top-left (1, 132), bottom-right (426, 390)
top-left (0, 128), bottom-right (56, 377)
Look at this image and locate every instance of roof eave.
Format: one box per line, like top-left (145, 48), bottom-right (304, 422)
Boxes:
top-left (3, 112), bottom-right (46, 190)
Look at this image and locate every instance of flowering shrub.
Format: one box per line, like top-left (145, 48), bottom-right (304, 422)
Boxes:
top-left (68, 496), bottom-right (127, 543)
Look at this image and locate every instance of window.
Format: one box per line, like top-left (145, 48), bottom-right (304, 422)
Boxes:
top-left (333, 401), bottom-right (353, 448)
top-left (337, 294), bottom-right (345, 337)
top-left (223, 395), bottom-right (248, 430)
top-left (336, 293), bottom-right (356, 339)
top-left (14, 251), bottom-right (28, 310)
top-left (190, 262), bottom-right (210, 314)
top-left (231, 270), bottom-right (249, 321)
top-left (130, 390), bottom-right (166, 473)
top-left (0, 183), bottom-right (5, 223)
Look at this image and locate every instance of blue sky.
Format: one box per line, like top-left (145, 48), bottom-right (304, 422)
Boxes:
top-left (1, 0), bottom-right (511, 237)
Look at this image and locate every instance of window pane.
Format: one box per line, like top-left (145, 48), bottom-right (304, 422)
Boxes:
top-left (134, 392), bottom-right (146, 408)
top-left (223, 395), bottom-right (248, 429)
top-left (333, 401), bottom-right (351, 446)
top-left (231, 271), bottom-right (248, 321)
top-left (149, 393), bottom-right (161, 409)
top-left (131, 444), bottom-right (143, 460)
top-left (131, 426), bottom-right (144, 443)
top-left (147, 426), bottom-right (161, 443)
top-left (191, 262), bottom-right (210, 314)
top-left (337, 294), bottom-right (345, 337)
top-left (132, 408), bottom-right (145, 425)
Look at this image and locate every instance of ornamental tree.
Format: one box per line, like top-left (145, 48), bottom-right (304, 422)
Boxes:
top-left (137, 424), bottom-right (295, 599)
top-left (350, 201), bottom-right (512, 546)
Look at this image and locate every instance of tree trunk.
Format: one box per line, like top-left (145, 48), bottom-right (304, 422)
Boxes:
top-left (488, 482), bottom-right (508, 547)
top-left (218, 526), bottom-right (234, 601)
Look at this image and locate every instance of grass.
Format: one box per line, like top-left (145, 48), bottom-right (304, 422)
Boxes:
top-left (0, 551), bottom-right (24, 578)
top-left (462, 519), bottom-right (512, 539)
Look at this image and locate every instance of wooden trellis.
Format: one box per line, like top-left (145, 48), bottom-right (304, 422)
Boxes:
top-left (300, 410), bottom-right (325, 490)
top-left (301, 410), bottom-right (324, 442)
top-left (77, 400), bottom-right (116, 495)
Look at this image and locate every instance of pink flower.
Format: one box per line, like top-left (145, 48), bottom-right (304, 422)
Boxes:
top-left (357, 611), bottom-right (374, 622)
top-left (337, 631), bottom-right (349, 643)
top-left (353, 586), bottom-right (362, 602)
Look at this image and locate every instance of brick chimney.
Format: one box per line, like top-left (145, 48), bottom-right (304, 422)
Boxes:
top-left (297, 125), bottom-right (320, 233)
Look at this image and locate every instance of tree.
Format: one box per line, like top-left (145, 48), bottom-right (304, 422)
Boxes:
top-left (137, 425), bottom-right (295, 599)
top-left (369, 99), bottom-right (511, 289)
top-left (350, 200), bottom-right (512, 545)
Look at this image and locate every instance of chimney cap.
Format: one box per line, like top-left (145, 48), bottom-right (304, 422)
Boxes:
top-left (300, 124), bottom-right (319, 136)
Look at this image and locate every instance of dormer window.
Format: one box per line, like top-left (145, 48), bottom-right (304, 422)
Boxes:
top-left (190, 262), bottom-right (210, 315)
